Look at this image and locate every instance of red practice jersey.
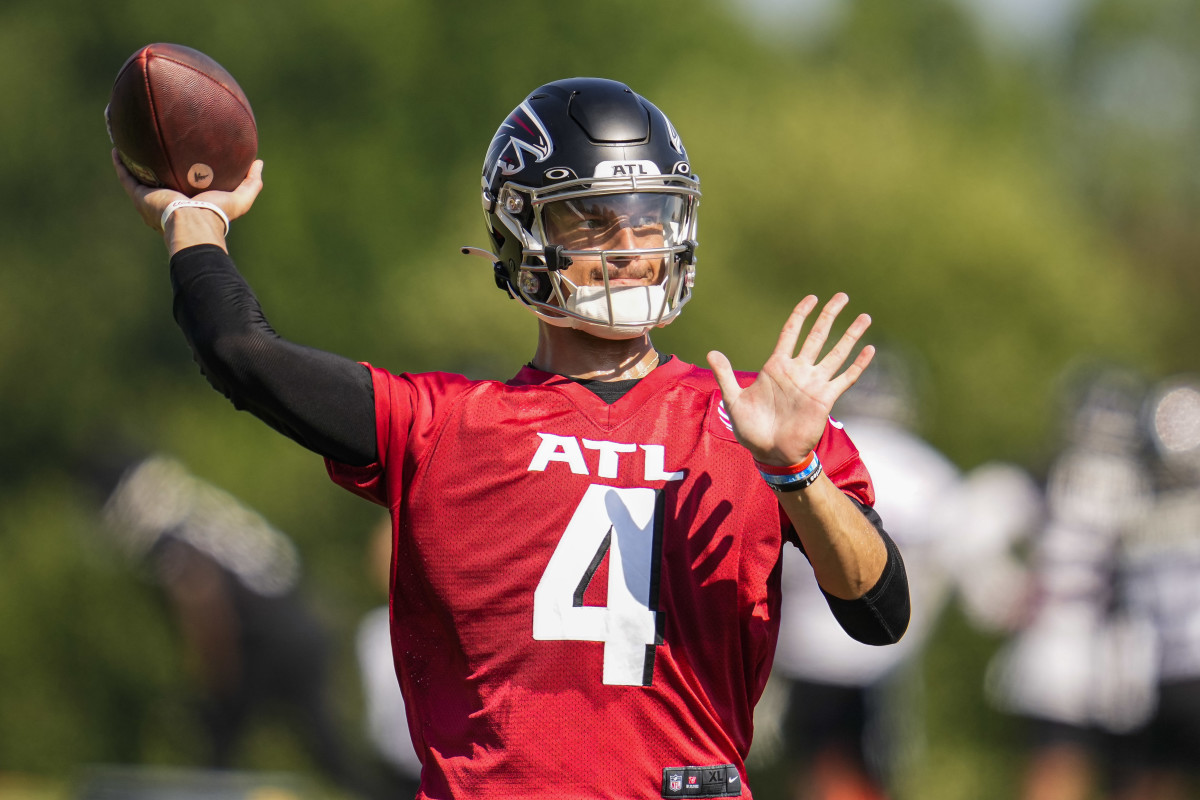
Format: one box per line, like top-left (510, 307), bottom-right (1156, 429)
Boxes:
top-left (327, 356), bottom-right (874, 799)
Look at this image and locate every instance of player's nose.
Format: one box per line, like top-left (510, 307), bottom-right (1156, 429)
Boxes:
top-left (607, 223), bottom-right (640, 255)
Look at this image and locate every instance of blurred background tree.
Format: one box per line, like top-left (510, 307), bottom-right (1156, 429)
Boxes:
top-left (0, 0), bottom-right (1194, 797)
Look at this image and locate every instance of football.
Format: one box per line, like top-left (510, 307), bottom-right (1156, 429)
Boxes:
top-left (106, 43), bottom-right (257, 197)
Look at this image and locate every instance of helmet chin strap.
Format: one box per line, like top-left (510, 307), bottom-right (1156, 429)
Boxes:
top-left (564, 284), bottom-right (667, 339)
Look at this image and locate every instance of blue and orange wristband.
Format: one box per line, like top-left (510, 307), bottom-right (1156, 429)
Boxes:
top-left (756, 451), bottom-right (823, 492)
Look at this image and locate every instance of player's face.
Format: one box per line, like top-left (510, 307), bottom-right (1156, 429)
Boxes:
top-left (542, 193), bottom-right (683, 288)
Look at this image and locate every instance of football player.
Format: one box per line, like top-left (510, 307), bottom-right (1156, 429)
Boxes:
top-left (114, 77), bottom-right (910, 799)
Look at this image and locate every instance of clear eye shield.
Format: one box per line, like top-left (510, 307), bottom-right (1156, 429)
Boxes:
top-left (540, 193), bottom-right (689, 255)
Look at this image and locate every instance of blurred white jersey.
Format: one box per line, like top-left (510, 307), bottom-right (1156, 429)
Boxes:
top-left (356, 606), bottom-right (423, 779)
top-left (775, 418), bottom-right (1038, 686)
top-left (1123, 487), bottom-right (1200, 682)
top-left (986, 447), bottom-right (1158, 732)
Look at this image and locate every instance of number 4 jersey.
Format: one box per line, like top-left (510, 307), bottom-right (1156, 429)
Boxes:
top-left (327, 356), bottom-right (875, 799)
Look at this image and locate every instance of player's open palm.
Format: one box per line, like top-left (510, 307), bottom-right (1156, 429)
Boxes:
top-left (707, 293), bottom-right (874, 466)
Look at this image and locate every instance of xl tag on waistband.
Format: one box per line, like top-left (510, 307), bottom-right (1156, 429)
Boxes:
top-left (661, 763), bottom-right (741, 797)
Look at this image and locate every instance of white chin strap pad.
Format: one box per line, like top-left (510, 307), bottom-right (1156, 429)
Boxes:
top-left (564, 285), bottom-right (667, 339)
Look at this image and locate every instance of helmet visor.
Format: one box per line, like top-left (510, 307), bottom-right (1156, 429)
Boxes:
top-left (541, 193), bottom-right (690, 253)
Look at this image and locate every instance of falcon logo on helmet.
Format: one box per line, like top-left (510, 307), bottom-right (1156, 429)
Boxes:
top-left (483, 101), bottom-right (554, 187)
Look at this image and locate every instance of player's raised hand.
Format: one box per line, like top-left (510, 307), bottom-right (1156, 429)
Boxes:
top-left (707, 293), bottom-right (875, 466)
top-left (112, 149), bottom-right (264, 234)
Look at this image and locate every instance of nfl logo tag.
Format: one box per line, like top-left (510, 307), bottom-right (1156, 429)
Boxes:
top-left (669, 773), bottom-right (682, 792)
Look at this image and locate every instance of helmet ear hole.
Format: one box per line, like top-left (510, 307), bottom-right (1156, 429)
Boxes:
top-left (518, 268), bottom-right (550, 302)
top-left (489, 227), bottom-right (506, 251)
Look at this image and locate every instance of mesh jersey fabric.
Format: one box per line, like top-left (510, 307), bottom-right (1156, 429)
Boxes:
top-left (326, 356), bottom-right (874, 799)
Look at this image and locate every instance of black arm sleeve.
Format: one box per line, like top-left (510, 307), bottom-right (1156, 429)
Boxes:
top-left (799, 498), bottom-right (911, 646)
top-left (169, 244), bottom-right (378, 466)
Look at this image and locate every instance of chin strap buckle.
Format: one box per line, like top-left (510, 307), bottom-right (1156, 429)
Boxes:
top-left (493, 262), bottom-right (513, 294)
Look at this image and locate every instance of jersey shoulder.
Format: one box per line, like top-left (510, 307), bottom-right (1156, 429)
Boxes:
top-left (669, 361), bottom-right (757, 444)
top-left (672, 361), bottom-right (758, 391)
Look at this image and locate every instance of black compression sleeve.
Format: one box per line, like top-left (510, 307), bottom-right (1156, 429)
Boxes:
top-left (808, 499), bottom-right (911, 645)
top-left (169, 244), bottom-right (378, 466)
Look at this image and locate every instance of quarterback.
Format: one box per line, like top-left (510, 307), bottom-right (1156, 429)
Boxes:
top-left (114, 77), bottom-right (910, 799)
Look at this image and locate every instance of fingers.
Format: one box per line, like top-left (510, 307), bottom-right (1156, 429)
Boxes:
top-left (111, 149), bottom-right (139, 198)
top-left (779, 293), bottom-right (872, 379)
top-left (830, 343), bottom-right (877, 397)
top-left (777, 293), bottom-right (875, 397)
top-left (706, 350), bottom-right (743, 406)
top-left (818, 310), bottom-right (872, 377)
top-left (229, 159), bottom-right (265, 211)
top-left (796, 292), bottom-right (849, 364)
top-left (773, 295), bottom-right (818, 358)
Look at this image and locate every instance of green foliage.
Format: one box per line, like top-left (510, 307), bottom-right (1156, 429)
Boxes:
top-left (0, 486), bottom-right (190, 770)
top-left (1, 0), bottom-right (1196, 795)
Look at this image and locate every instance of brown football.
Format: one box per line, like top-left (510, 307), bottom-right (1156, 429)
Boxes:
top-left (106, 43), bottom-right (257, 197)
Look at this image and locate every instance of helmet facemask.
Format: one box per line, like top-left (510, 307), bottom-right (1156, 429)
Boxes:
top-left (497, 175), bottom-right (699, 339)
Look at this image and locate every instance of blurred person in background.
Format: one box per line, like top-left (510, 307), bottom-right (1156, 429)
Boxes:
top-left (90, 451), bottom-right (375, 799)
top-left (356, 516), bottom-right (422, 799)
top-left (1114, 376), bottom-right (1200, 799)
top-left (771, 349), bottom-right (1040, 800)
top-left (987, 365), bottom-right (1158, 800)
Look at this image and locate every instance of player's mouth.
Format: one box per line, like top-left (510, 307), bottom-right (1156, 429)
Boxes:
top-left (588, 263), bottom-right (657, 285)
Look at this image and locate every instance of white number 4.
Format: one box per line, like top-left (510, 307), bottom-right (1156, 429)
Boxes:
top-left (533, 484), bottom-right (663, 686)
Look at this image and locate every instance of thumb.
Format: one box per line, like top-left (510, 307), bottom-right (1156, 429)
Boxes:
top-left (706, 350), bottom-right (742, 406)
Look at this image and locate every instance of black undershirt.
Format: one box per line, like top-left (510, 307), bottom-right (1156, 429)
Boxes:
top-left (169, 244), bottom-right (910, 645)
top-left (565, 372), bottom-right (656, 405)
top-left (578, 378), bottom-right (640, 404)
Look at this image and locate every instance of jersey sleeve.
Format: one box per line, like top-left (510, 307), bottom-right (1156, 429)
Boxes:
top-left (818, 419), bottom-right (876, 507)
top-left (324, 365), bottom-right (475, 507)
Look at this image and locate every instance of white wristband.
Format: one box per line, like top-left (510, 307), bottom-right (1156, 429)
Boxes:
top-left (160, 199), bottom-right (230, 237)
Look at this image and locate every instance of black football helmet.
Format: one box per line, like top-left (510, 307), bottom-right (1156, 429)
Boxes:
top-left (472, 78), bottom-right (700, 339)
